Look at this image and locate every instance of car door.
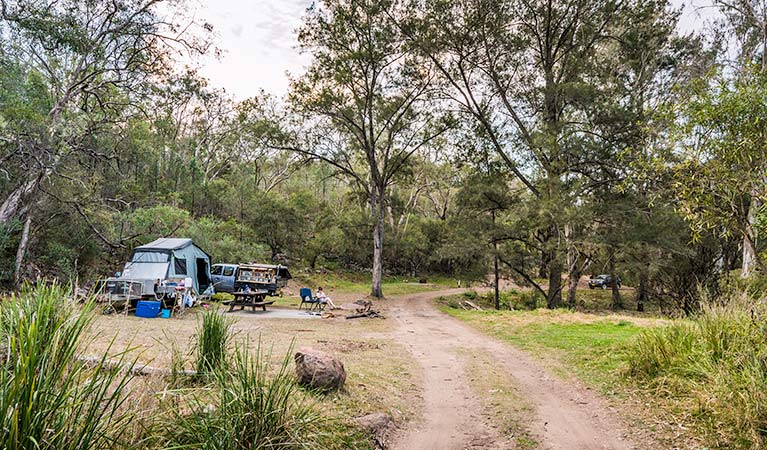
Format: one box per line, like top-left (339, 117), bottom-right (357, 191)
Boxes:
top-left (221, 265), bottom-right (236, 292)
top-left (210, 264), bottom-right (224, 291)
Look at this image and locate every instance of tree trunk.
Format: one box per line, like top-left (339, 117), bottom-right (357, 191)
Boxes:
top-left (371, 186), bottom-right (385, 299)
top-left (492, 210), bottom-right (500, 310)
top-left (566, 270), bottom-right (579, 309)
top-left (546, 224), bottom-right (562, 308)
top-left (635, 269), bottom-right (647, 312)
top-left (0, 176), bottom-right (40, 225)
top-left (14, 215), bottom-right (32, 288)
top-left (609, 249), bottom-right (622, 310)
top-left (743, 195), bottom-right (758, 277)
top-left (564, 223), bottom-right (579, 309)
top-left (547, 257), bottom-right (563, 308)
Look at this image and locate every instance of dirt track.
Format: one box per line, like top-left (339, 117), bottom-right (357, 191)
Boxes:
top-left (387, 289), bottom-right (637, 450)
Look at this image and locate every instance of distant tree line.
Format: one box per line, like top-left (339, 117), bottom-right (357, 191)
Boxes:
top-left (1, 0), bottom-right (766, 311)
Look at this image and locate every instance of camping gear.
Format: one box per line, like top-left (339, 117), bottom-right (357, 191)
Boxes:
top-left (136, 300), bottom-right (161, 318)
top-left (299, 287), bottom-right (323, 312)
top-left (99, 238), bottom-right (213, 309)
top-left (160, 309), bottom-right (171, 318)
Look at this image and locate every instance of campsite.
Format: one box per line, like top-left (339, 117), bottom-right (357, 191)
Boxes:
top-left (5, 0), bottom-right (767, 449)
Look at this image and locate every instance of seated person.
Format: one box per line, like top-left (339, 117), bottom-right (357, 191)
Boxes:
top-left (315, 287), bottom-right (338, 309)
top-left (243, 284), bottom-right (251, 294)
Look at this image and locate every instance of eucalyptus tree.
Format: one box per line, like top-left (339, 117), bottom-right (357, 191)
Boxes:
top-left (0, 0), bottom-right (210, 284)
top-left (678, 0), bottom-right (767, 278)
top-left (403, 0), bottom-right (636, 307)
top-left (285, 0), bottom-right (452, 298)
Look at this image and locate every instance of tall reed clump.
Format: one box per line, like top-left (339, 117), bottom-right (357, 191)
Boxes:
top-left (161, 343), bottom-right (363, 449)
top-left (627, 297), bottom-right (767, 448)
top-left (0, 283), bottom-right (136, 450)
top-left (194, 307), bottom-right (233, 375)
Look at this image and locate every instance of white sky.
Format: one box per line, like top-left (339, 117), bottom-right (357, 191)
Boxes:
top-left (190, 0), bottom-right (721, 100)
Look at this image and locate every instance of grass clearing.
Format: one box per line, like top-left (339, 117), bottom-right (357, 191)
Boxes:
top-left (438, 299), bottom-right (656, 386)
top-left (292, 272), bottom-right (459, 297)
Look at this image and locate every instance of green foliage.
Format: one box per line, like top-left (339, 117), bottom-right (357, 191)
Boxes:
top-left (194, 308), bottom-right (233, 375)
top-left (627, 298), bottom-right (767, 448)
top-left (0, 283), bottom-right (135, 450)
top-left (0, 220), bottom-right (19, 282)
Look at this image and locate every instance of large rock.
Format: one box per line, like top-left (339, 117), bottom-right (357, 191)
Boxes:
top-left (294, 347), bottom-right (346, 391)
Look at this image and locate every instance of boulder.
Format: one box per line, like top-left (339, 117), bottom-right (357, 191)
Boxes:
top-left (294, 347), bottom-right (346, 391)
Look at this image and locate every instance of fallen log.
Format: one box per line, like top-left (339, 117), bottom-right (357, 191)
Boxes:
top-left (78, 356), bottom-right (197, 377)
top-left (463, 300), bottom-right (483, 311)
top-left (346, 310), bottom-right (385, 319)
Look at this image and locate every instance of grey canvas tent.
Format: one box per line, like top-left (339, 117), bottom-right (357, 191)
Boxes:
top-left (120, 238), bottom-right (212, 294)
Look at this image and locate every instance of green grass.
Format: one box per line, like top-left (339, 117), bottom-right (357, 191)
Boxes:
top-left (293, 272), bottom-right (459, 297)
top-left (442, 306), bottom-right (645, 387)
top-left (159, 342), bottom-right (369, 450)
top-left (0, 283), bottom-right (136, 450)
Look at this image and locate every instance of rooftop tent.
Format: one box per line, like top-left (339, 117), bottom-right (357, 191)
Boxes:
top-left (125, 238), bottom-right (212, 293)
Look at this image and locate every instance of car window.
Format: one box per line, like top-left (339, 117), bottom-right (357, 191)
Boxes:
top-left (223, 266), bottom-right (234, 276)
top-left (211, 265), bottom-right (222, 276)
top-left (239, 271), bottom-right (251, 281)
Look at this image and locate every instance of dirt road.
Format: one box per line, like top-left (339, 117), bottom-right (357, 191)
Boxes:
top-left (387, 289), bottom-right (637, 450)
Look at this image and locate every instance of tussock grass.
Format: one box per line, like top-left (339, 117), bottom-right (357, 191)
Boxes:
top-left (627, 297), bottom-right (767, 448)
top-left (194, 308), bottom-right (233, 375)
top-left (160, 343), bottom-right (368, 449)
top-left (0, 283), bottom-right (136, 450)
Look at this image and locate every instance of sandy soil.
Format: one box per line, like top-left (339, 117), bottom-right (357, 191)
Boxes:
top-left (386, 289), bottom-right (639, 450)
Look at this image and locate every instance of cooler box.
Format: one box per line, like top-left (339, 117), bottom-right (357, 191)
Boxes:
top-left (136, 300), bottom-right (161, 318)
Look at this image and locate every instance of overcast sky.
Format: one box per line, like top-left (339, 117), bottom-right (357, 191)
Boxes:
top-left (191, 0), bottom-right (720, 100)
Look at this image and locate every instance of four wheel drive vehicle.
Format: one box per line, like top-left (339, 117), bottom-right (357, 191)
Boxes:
top-left (210, 263), bottom-right (238, 292)
top-left (211, 263), bottom-right (291, 296)
top-left (588, 274), bottom-right (622, 289)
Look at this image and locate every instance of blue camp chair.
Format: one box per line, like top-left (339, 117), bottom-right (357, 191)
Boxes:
top-left (299, 287), bottom-right (323, 311)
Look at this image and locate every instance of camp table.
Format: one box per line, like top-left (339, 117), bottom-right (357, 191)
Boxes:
top-left (227, 289), bottom-right (274, 312)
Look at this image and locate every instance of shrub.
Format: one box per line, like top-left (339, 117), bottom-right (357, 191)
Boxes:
top-left (0, 283), bottom-right (136, 450)
top-left (627, 296), bottom-right (767, 448)
top-left (194, 308), bottom-right (233, 375)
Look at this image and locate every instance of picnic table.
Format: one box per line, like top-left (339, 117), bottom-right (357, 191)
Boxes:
top-left (226, 289), bottom-right (274, 312)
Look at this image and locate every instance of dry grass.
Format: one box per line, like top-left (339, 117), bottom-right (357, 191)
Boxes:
top-left (85, 303), bottom-right (420, 425)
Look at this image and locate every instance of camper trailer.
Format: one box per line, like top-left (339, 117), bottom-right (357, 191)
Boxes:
top-left (98, 238), bottom-right (212, 307)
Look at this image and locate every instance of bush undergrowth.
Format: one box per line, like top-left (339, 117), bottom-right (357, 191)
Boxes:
top-left (627, 297), bottom-right (767, 448)
top-left (0, 283), bottom-right (136, 450)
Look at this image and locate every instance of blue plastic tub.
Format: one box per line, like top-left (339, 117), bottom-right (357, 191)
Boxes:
top-left (136, 300), bottom-right (161, 318)
top-left (160, 309), bottom-right (171, 319)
